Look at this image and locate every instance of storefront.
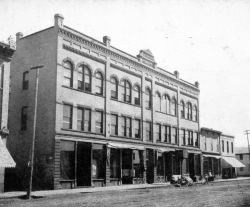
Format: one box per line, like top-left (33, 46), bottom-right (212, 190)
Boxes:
top-left (221, 156), bottom-right (245, 179)
top-left (202, 154), bottom-right (221, 178)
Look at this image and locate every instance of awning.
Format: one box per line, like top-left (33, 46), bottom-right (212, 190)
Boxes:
top-left (203, 154), bottom-right (221, 159)
top-left (221, 156), bottom-right (245, 168)
top-left (107, 142), bottom-right (145, 150)
top-left (0, 138), bottom-right (16, 168)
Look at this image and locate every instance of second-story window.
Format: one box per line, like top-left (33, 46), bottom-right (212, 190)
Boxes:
top-left (172, 127), bottom-right (177, 144)
top-left (63, 104), bottom-right (72, 129)
top-left (111, 114), bottom-right (118, 135)
top-left (95, 72), bottom-right (103, 95)
top-left (145, 88), bottom-right (151, 109)
top-left (188, 131), bottom-right (193, 146)
top-left (135, 119), bottom-right (140, 138)
top-left (211, 140), bottom-right (213, 151)
top-left (77, 108), bottom-right (91, 132)
top-left (187, 103), bottom-right (192, 120)
top-left (23, 71), bottom-right (29, 90)
top-left (193, 106), bottom-right (198, 121)
top-left (240, 154), bottom-right (243, 160)
top-left (194, 132), bottom-right (199, 147)
top-left (21, 106), bottom-right (28, 131)
top-left (95, 111), bottom-right (103, 133)
top-left (227, 141), bottom-right (229, 153)
top-left (63, 61), bottom-right (73, 87)
top-left (121, 116), bottom-right (132, 137)
top-left (171, 98), bottom-right (176, 116)
top-left (182, 129), bottom-right (186, 145)
top-left (156, 124), bottom-right (161, 141)
top-left (78, 65), bottom-right (91, 92)
top-left (146, 122), bottom-right (152, 141)
top-left (110, 77), bottom-right (118, 99)
top-left (231, 142), bottom-right (234, 153)
top-left (134, 85), bottom-right (140, 106)
top-left (155, 92), bottom-right (161, 111)
top-left (222, 140), bottom-right (224, 152)
top-left (164, 125), bottom-right (171, 143)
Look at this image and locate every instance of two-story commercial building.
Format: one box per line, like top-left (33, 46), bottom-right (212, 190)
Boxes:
top-left (235, 147), bottom-right (249, 176)
top-left (6, 14), bottom-right (201, 191)
top-left (0, 38), bottom-right (16, 192)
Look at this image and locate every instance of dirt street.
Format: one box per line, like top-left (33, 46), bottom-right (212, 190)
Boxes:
top-left (1, 180), bottom-right (250, 207)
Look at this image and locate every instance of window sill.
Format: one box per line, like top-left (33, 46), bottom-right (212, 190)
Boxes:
top-left (110, 98), bottom-right (141, 108)
top-left (61, 128), bottom-right (104, 136)
top-left (156, 110), bottom-right (177, 117)
top-left (62, 85), bottom-right (105, 98)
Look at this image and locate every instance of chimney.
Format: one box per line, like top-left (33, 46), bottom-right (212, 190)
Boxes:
top-left (195, 81), bottom-right (199, 88)
top-left (16, 32), bottom-right (23, 47)
top-left (103, 36), bottom-right (111, 48)
top-left (174, 70), bottom-right (179, 79)
top-left (54, 13), bottom-right (64, 28)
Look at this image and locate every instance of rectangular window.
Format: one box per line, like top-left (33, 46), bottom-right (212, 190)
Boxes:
top-left (21, 106), bottom-right (27, 131)
top-left (194, 132), bottom-right (198, 147)
top-left (95, 77), bottom-right (102, 95)
top-left (211, 141), bottom-right (213, 151)
top-left (172, 127), bottom-right (177, 144)
top-left (23, 71), bottom-right (29, 90)
top-left (63, 104), bottom-right (72, 129)
top-left (146, 122), bottom-right (152, 141)
top-left (135, 119), bottom-right (140, 138)
top-left (188, 131), bottom-right (193, 146)
top-left (181, 129), bottom-right (186, 145)
top-left (77, 108), bottom-right (91, 132)
top-left (164, 125), bottom-right (171, 143)
top-left (111, 114), bottom-right (118, 135)
top-left (240, 154), bottom-right (243, 160)
top-left (222, 140), bottom-right (224, 152)
top-left (231, 142), bottom-right (234, 154)
top-left (121, 116), bottom-right (132, 137)
top-left (120, 117), bottom-right (125, 136)
top-left (95, 111), bottom-right (103, 133)
top-left (227, 141), bottom-right (229, 153)
top-left (156, 124), bottom-right (161, 142)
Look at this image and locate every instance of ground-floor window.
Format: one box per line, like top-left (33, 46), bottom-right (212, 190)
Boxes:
top-left (92, 144), bottom-right (105, 179)
top-left (133, 150), bottom-right (144, 178)
top-left (60, 141), bottom-right (75, 180)
top-left (110, 148), bottom-right (120, 178)
top-left (157, 152), bottom-right (164, 176)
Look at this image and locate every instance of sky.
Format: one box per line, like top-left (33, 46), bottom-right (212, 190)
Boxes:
top-left (1, 0), bottom-right (250, 147)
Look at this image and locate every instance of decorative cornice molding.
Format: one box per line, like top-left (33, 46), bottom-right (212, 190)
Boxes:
top-left (58, 28), bottom-right (199, 93)
top-left (180, 91), bottom-right (198, 100)
top-left (110, 63), bottom-right (142, 78)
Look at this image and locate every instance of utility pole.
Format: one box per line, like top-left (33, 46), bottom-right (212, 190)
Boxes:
top-left (244, 130), bottom-right (250, 165)
top-left (27, 65), bottom-right (44, 199)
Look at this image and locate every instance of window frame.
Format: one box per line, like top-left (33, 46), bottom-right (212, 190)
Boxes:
top-left (78, 65), bottom-right (92, 92)
top-left (155, 92), bottom-right (161, 112)
top-left (22, 71), bottom-right (29, 90)
top-left (95, 111), bottom-right (103, 134)
top-left (121, 80), bottom-right (131, 103)
top-left (145, 88), bottom-right (151, 109)
top-left (164, 125), bottom-right (171, 143)
top-left (77, 107), bottom-right (91, 132)
top-left (111, 114), bottom-right (118, 135)
top-left (156, 124), bottom-right (161, 142)
top-left (187, 102), bottom-right (192, 120)
top-left (134, 119), bottom-right (141, 139)
top-left (222, 140), bottom-right (224, 152)
top-left (63, 61), bottom-right (73, 88)
top-left (63, 104), bottom-right (73, 129)
top-left (134, 85), bottom-right (140, 106)
top-left (193, 105), bottom-right (198, 121)
top-left (95, 72), bottom-right (103, 95)
top-left (171, 98), bottom-right (176, 116)
top-left (146, 122), bottom-right (152, 141)
top-left (110, 77), bottom-right (118, 100)
top-left (180, 101), bottom-right (185, 118)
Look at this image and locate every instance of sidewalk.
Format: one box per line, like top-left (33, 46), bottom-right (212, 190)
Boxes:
top-left (1, 177), bottom-right (250, 199)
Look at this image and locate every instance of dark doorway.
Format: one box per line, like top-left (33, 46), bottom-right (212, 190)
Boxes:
top-left (188, 154), bottom-right (195, 177)
top-left (122, 149), bottom-right (132, 184)
top-left (146, 149), bottom-right (154, 184)
top-left (77, 142), bottom-right (92, 186)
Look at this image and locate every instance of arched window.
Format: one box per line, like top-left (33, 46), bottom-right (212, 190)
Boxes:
top-left (110, 77), bottom-right (118, 99)
top-left (171, 98), bottom-right (176, 116)
top-left (121, 80), bottom-right (131, 103)
top-left (63, 61), bottom-right (73, 87)
top-left (193, 105), bottom-right (198, 121)
top-left (166, 95), bottom-right (170, 114)
top-left (95, 72), bottom-right (103, 95)
top-left (134, 85), bottom-right (140, 106)
top-left (78, 65), bottom-right (91, 92)
top-left (187, 102), bottom-right (192, 120)
top-left (145, 88), bottom-right (151, 109)
top-left (155, 92), bottom-right (161, 111)
top-left (180, 101), bottom-right (185, 118)
top-left (162, 95), bottom-right (166, 113)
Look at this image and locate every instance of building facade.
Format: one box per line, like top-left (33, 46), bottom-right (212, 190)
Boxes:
top-left (6, 14), bottom-right (201, 190)
top-left (0, 38), bottom-right (16, 192)
top-left (200, 128), bottom-right (221, 179)
top-left (235, 147), bottom-right (250, 176)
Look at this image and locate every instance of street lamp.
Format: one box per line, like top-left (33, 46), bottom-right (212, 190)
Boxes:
top-left (27, 65), bottom-right (44, 199)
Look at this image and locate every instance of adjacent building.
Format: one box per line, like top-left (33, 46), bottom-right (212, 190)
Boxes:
top-left (0, 38), bottom-right (16, 192)
top-left (200, 128), bottom-right (221, 179)
top-left (6, 14), bottom-right (202, 190)
top-left (235, 147), bottom-right (250, 176)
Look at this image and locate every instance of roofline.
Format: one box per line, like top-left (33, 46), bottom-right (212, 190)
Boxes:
top-left (19, 26), bottom-right (54, 40)
top-left (201, 127), bottom-right (222, 134)
top-left (221, 133), bottom-right (234, 138)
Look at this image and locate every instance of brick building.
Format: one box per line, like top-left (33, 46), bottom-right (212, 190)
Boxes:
top-left (200, 128), bottom-right (221, 179)
top-left (0, 38), bottom-right (16, 192)
top-left (6, 14), bottom-right (201, 190)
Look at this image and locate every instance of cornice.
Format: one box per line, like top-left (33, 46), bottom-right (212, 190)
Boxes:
top-left (58, 28), bottom-right (199, 93)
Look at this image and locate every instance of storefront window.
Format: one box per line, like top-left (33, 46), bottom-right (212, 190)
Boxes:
top-left (157, 152), bottom-right (164, 176)
top-left (60, 141), bottom-right (75, 180)
top-left (110, 148), bottom-right (120, 178)
top-left (133, 150), bottom-right (144, 178)
top-left (92, 144), bottom-right (105, 179)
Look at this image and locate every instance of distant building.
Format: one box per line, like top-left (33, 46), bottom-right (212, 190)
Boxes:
top-left (200, 128), bottom-right (222, 179)
top-left (6, 14), bottom-right (201, 191)
top-left (220, 133), bottom-right (244, 178)
top-left (235, 147), bottom-right (250, 176)
top-left (0, 38), bottom-right (16, 192)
